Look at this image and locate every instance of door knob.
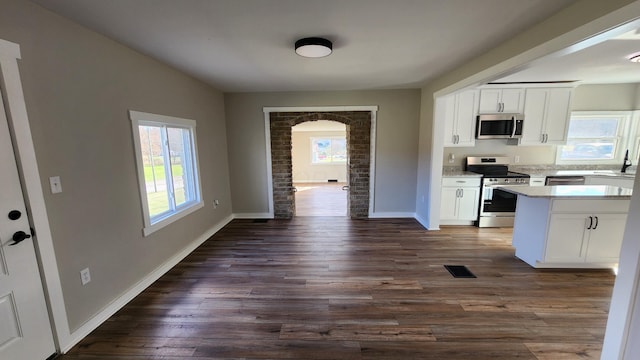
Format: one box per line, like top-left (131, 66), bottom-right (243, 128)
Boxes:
top-left (8, 210), bottom-right (21, 220)
top-left (9, 231), bottom-right (31, 246)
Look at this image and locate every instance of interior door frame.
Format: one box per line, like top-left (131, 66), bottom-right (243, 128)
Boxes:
top-left (263, 106), bottom-right (378, 218)
top-left (0, 39), bottom-right (68, 352)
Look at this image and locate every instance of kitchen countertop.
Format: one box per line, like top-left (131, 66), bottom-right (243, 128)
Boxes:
top-left (441, 170), bottom-right (482, 177)
top-left (498, 184), bottom-right (633, 199)
top-left (515, 169), bottom-right (636, 178)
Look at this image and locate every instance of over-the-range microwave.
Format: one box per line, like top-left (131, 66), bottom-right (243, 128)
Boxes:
top-left (476, 113), bottom-right (524, 139)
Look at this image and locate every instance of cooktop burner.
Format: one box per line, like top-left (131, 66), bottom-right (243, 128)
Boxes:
top-left (465, 156), bottom-right (530, 179)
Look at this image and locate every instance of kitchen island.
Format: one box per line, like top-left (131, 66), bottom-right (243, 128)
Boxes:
top-left (499, 185), bottom-right (632, 269)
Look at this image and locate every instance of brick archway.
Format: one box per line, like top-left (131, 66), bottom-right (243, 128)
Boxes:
top-left (269, 111), bottom-right (371, 218)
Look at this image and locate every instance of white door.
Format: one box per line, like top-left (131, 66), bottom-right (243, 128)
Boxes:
top-left (0, 88), bottom-right (56, 359)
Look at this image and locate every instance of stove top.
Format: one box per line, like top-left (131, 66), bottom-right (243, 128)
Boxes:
top-left (465, 156), bottom-right (529, 179)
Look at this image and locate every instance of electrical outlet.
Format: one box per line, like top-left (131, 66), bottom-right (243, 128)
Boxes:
top-left (80, 268), bottom-right (91, 286)
top-left (514, 155), bottom-right (520, 163)
top-left (214, 199), bottom-right (219, 209)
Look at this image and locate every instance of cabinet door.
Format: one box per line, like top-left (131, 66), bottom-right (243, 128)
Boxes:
top-left (500, 88), bottom-right (524, 113)
top-left (586, 213), bottom-right (627, 263)
top-left (521, 88), bottom-right (547, 145)
top-left (546, 214), bottom-right (589, 262)
top-left (543, 88), bottom-right (572, 144)
top-left (440, 187), bottom-right (460, 220)
top-left (457, 187), bottom-right (480, 221)
top-left (585, 176), bottom-right (635, 189)
top-left (529, 176), bottom-right (546, 186)
top-left (454, 90), bottom-right (478, 146)
top-left (442, 94), bottom-right (457, 146)
top-left (478, 89), bottom-right (502, 113)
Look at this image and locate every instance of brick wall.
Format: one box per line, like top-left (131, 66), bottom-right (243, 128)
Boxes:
top-left (269, 111), bottom-right (371, 218)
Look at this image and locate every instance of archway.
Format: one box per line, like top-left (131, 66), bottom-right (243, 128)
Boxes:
top-left (267, 110), bottom-right (373, 218)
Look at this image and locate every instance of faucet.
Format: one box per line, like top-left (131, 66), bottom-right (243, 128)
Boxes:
top-left (621, 149), bottom-right (632, 173)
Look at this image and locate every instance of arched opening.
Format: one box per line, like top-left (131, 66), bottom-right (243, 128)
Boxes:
top-left (268, 110), bottom-right (373, 219)
top-left (292, 120), bottom-right (347, 216)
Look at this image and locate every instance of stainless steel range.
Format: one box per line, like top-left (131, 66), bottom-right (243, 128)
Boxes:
top-left (466, 156), bottom-right (530, 228)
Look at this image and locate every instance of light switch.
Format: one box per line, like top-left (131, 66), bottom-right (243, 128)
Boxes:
top-left (49, 176), bottom-right (62, 194)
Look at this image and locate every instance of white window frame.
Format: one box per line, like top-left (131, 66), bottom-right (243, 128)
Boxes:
top-left (130, 110), bottom-right (203, 236)
top-left (556, 111), bottom-right (633, 165)
top-left (310, 136), bottom-right (347, 165)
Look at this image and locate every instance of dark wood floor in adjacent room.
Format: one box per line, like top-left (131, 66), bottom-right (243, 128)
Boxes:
top-left (59, 218), bottom-right (615, 360)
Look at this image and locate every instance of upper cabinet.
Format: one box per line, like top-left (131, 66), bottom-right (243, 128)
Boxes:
top-left (478, 88), bottom-right (524, 114)
top-left (520, 88), bottom-right (573, 146)
top-left (443, 89), bottom-right (479, 147)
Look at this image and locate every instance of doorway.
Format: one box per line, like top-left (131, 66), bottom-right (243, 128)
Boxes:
top-left (292, 120), bottom-right (347, 216)
top-left (265, 108), bottom-right (376, 219)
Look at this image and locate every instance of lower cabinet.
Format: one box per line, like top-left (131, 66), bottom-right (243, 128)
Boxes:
top-left (585, 175), bottom-right (635, 189)
top-left (440, 177), bottom-right (481, 225)
top-left (512, 197), bottom-right (630, 268)
top-left (546, 213), bottom-right (627, 264)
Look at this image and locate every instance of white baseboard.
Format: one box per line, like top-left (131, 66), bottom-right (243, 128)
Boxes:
top-left (61, 214), bottom-right (233, 353)
top-left (232, 212), bottom-right (273, 219)
top-left (369, 212), bottom-right (416, 218)
top-left (414, 213), bottom-right (438, 230)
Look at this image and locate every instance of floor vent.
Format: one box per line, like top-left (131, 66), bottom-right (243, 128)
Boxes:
top-left (444, 265), bottom-right (477, 278)
top-left (328, 179), bottom-right (338, 182)
top-left (252, 219), bottom-right (269, 223)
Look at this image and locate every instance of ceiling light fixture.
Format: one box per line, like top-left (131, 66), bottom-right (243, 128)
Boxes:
top-left (295, 37), bottom-right (332, 58)
top-left (627, 52), bottom-right (640, 63)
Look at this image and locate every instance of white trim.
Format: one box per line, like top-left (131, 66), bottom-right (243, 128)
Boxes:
top-left (263, 106), bottom-right (378, 217)
top-left (232, 212), bottom-right (273, 219)
top-left (263, 112), bottom-right (275, 218)
top-left (413, 213), bottom-right (435, 230)
top-left (129, 110), bottom-right (204, 236)
top-left (62, 214), bottom-right (233, 353)
top-left (369, 212), bottom-right (415, 218)
top-left (0, 39), bottom-right (69, 352)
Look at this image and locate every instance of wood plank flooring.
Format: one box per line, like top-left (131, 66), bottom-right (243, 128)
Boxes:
top-left (294, 183), bottom-right (347, 217)
top-left (59, 218), bottom-right (615, 359)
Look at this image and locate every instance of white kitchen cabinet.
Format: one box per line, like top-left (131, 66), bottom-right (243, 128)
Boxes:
top-left (529, 176), bottom-right (546, 186)
top-left (440, 177), bottom-right (481, 225)
top-left (511, 195), bottom-right (629, 268)
top-left (478, 88), bottom-right (524, 114)
top-left (520, 88), bottom-right (572, 145)
top-left (443, 90), bottom-right (479, 147)
top-left (585, 175), bottom-right (634, 189)
top-left (546, 212), bottom-right (627, 264)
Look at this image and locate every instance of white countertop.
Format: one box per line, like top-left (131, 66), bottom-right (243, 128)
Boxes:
top-left (441, 170), bottom-right (483, 178)
top-left (498, 185), bottom-right (633, 199)
top-left (516, 169), bottom-right (636, 178)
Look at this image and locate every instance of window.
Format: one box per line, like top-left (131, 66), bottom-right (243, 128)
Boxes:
top-left (130, 111), bottom-right (203, 236)
top-left (311, 137), bottom-right (347, 164)
top-left (557, 111), bottom-right (632, 164)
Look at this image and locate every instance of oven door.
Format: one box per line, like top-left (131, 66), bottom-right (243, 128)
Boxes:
top-left (479, 185), bottom-right (518, 216)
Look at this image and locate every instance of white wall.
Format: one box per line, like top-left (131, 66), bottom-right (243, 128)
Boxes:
top-left (292, 130), bottom-right (347, 182)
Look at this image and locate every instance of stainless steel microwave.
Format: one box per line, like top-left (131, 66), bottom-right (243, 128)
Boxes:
top-left (476, 114), bottom-right (524, 139)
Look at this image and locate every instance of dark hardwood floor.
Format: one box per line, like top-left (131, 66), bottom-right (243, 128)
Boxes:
top-left (59, 218), bottom-right (615, 359)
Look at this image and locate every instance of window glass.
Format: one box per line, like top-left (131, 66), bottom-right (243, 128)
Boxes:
top-left (312, 137), bottom-right (347, 164)
top-left (557, 113), bottom-right (629, 163)
top-left (130, 111), bottom-right (203, 236)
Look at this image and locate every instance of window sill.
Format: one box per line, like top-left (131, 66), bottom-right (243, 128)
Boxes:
top-left (142, 201), bottom-right (204, 237)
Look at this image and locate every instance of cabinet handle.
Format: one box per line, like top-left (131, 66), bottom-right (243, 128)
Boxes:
top-left (587, 216), bottom-right (593, 229)
top-left (593, 216), bottom-right (598, 230)
top-left (460, 188), bottom-right (464, 197)
top-left (456, 134), bottom-right (459, 144)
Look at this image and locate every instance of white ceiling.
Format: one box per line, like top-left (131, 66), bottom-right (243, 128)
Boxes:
top-left (29, 0), bottom-right (593, 92)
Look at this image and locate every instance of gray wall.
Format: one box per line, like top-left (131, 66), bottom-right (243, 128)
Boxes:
top-left (0, 0), bottom-right (231, 331)
top-left (225, 90), bottom-right (421, 215)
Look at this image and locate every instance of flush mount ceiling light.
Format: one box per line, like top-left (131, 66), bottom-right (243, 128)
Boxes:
top-left (295, 37), bottom-right (332, 58)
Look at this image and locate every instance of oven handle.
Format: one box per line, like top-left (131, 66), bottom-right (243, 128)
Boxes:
top-left (511, 115), bottom-right (517, 138)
